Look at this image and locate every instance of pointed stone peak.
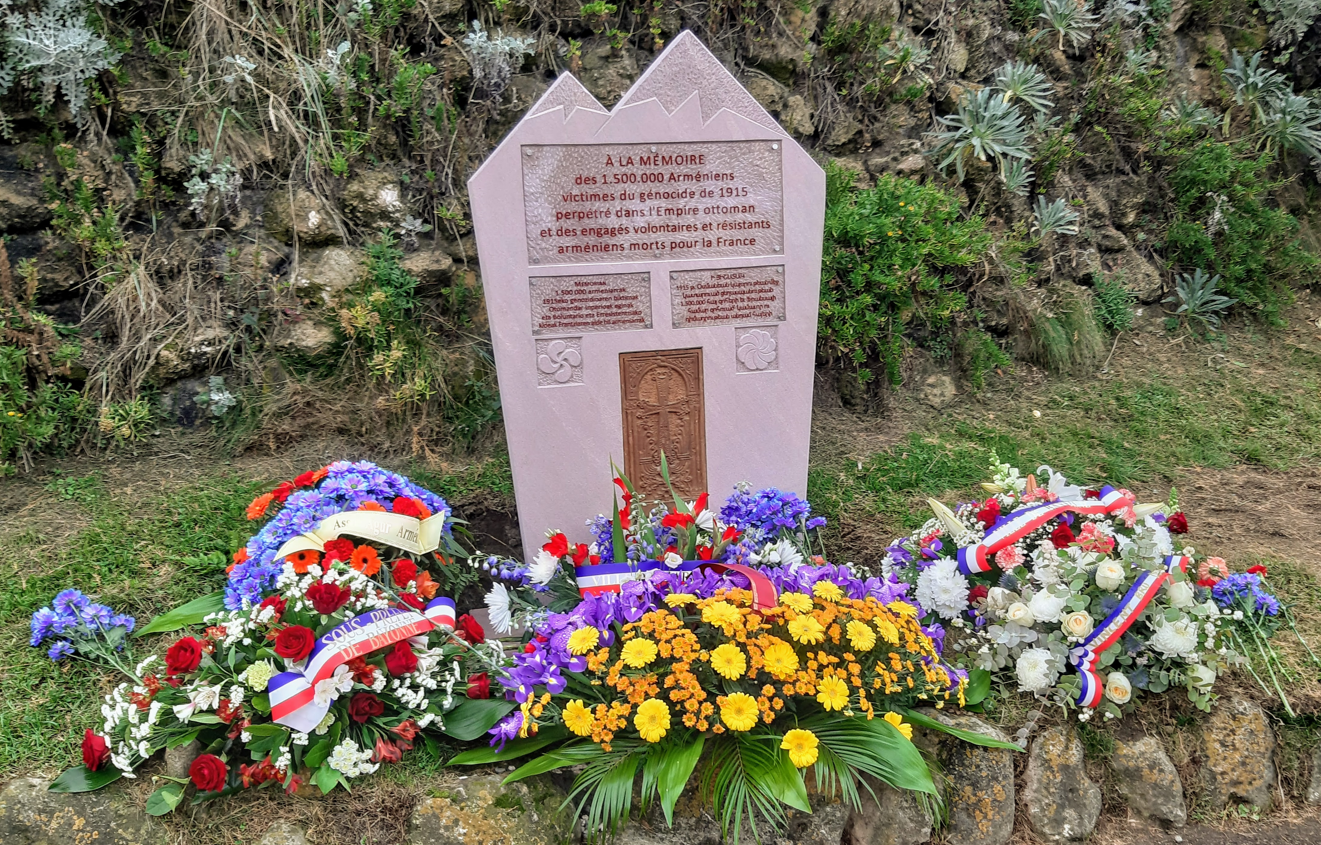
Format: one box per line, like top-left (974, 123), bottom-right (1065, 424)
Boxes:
top-left (527, 72), bottom-right (609, 123)
top-left (617, 30), bottom-right (781, 133)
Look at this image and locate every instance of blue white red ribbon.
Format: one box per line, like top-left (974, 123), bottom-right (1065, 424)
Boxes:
top-left (957, 486), bottom-right (1130, 575)
top-left (1071, 555), bottom-right (1190, 707)
top-left (575, 560), bottom-right (779, 610)
top-left (267, 597), bottom-right (456, 733)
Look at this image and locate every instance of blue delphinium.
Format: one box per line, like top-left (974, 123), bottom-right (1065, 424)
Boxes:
top-left (30, 589), bottom-right (135, 665)
top-left (720, 485), bottom-right (826, 546)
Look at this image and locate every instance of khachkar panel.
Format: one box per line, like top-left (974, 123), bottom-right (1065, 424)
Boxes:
top-left (522, 141), bottom-right (784, 266)
top-left (529, 272), bottom-right (652, 335)
top-left (620, 348), bottom-right (707, 499)
top-left (670, 265), bottom-right (785, 329)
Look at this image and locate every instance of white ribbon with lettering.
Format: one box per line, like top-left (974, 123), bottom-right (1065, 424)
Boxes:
top-left (274, 510), bottom-right (450, 560)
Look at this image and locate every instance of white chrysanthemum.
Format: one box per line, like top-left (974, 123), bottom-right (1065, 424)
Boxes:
top-left (527, 549), bottom-right (559, 585)
top-left (754, 539), bottom-right (803, 570)
top-left (1015, 647), bottom-right (1057, 693)
top-left (328, 738), bottom-right (379, 778)
top-left (485, 582), bottom-right (513, 634)
top-left (1150, 616), bottom-right (1199, 658)
top-left (1027, 589), bottom-right (1069, 624)
top-left (915, 558), bottom-right (971, 620)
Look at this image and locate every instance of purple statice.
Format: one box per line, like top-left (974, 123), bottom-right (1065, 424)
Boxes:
top-left (720, 486), bottom-right (826, 545)
top-left (1212, 573), bottom-right (1280, 617)
top-left (30, 590), bottom-right (135, 661)
top-left (226, 461), bottom-right (453, 610)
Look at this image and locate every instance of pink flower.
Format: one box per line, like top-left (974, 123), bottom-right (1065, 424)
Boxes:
top-left (1115, 489), bottom-right (1138, 527)
top-left (1021, 487), bottom-right (1058, 503)
top-left (1198, 556), bottom-right (1230, 584)
top-left (1077, 523), bottom-right (1115, 554)
top-left (994, 546), bottom-right (1025, 569)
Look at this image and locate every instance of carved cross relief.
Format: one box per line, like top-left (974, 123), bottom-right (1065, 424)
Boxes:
top-left (620, 349), bottom-right (707, 498)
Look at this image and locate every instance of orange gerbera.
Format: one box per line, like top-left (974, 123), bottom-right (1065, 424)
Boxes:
top-left (414, 570), bottom-right (438, 599)
top-left (246, 492), bottom-right (275, 521)
top-left (351, 545), bottom-right (382, 576)
top-left (286, 549), bottom-right (321, 574)
top-left (358, 500), bottom-right (387, 512)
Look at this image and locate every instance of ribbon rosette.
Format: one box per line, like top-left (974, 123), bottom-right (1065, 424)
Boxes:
top-left (574, 559), bottom-right (778, 610)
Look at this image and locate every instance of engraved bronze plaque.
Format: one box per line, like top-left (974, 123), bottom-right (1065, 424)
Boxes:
top-left (670, 265), bottom-right (785, 328)
top-left (522, 140), bottom-right (784, 266)
top-left (530, 272), bottom-right (652, 335)
top-left (620, 349), bottom-right (707, 498)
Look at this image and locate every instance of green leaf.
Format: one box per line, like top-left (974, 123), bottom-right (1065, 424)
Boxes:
top-left (244, 723), bottom-right (287, 737)
top-left (303, 738), bottom-right (333, 770)
top-left (506, 740), bottom-right (616, 784)
top-left (964, 669), bottom-right (992, 706)
top-left (439, 698), bottom-right (515, 742)
top-left (136, 591), bottom-right (226, 636)
top-left (901, 709), bottom-right (1025, 751)
top-left (188, 713), bottom-right (222, 724)
top-left (757, 741), bottom-right (811, 813)
top-left (48, 765), bottom-right (123, 793)
top-left (657, 735), bottom-right (705, 826)
top-left (166, 729), bottom-right (202, 749)
top-left (799, 711), bottom-right (937, 796)
top-left (313, 762), bottom-right (344, 795)
top-left (145, 783), bottom-right (185, 816)
top-left (448, 727), bottom-right (567, 766)
top-left (251, 694), bottom-right (271, 714)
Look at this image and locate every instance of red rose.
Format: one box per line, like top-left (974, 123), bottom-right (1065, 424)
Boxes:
top-left (274, 625), bottom-right (316, 661)
top-left (271, 481), bottom-right (296, 504)
top-left (1248, 564), bottom-right (1268, 576)
top-left (543, 533), bottom-right (569, 558)
top-left (976, 498), bottom-right (1001, 530)
top-left (165, 637), bottom-right (203, 675)
top-left (384, 641), bottom-right (419, 676)
top-left (189, 753), bottom-right (228, 792)
top-left (457, 614), bottom-right (485, 644)
top-left (467, 672), bottom-right (490, 699)
top-left (1050, 522), bottom-right (1076, 549)
top-left (571, 543), bottom-right (590, 565)
top-left (348, 692), bottom-right (384, 723)
top-left (322, 538), bottom-right (355, 563)
top-left (1167, 512), bottom-right (1189, 534)
top-left (306, 582), bottom-right (351, 615)
top-left (968, 585), bottom-right (989, 603)
top-left (258, 595), bottom-right (286, 621)
top-left (392, 560), bottom-right (419, 587)
top-left (82, 730), bottom-right (110, 771)
top-left (399, 593), bottom-right (426, 610)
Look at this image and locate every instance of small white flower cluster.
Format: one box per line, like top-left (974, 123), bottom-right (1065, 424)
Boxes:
top-left (328, 738), bottom-right (379, 778)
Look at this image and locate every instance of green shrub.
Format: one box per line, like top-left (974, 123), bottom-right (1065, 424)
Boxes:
top-left (958, 330), bottom-right (1012, 391)
top-left (1024, 285), bottom-right (1107, 374)
top-left (1093, 275), bottom-right (1135, 333)
top-left (819, 165), bottom-right (991, 386)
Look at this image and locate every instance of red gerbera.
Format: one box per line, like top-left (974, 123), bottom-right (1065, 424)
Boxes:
top-left (286, 549), bottom-right (321, 574)
top-left (350, 545), bottom-right (382, 576)
top-left (271, 480), bottom-right (296, 504)
top-left (245, 492), bottom-right (275, 521)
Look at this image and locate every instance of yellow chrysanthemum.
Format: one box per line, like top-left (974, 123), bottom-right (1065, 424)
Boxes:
top-left (787, 615), bottom-right (826, 645)
top-left (781, 729), bottom-right (819, 768)
top-left (710, 643), bottom-right (747, 680)
top-left (634, 699), bottom-right (671, 743)
top-left (846, 620), bottom-right (877, 651)
top-left (884, 711), bottom-right (913, 740)
top-left (886, 601), bottom-right (919, 618)
top-left (761, 640), bottom-right (800, 678)
top-left (563, 699), bottom-right (595, 736)
top-left (812, 581), bottom-right (844, 602)
top-left (816, 676), bottom-right (849, 711)
top-left (620, 638), bottom-right (659, 668)
top-left (567, 627), bottom-right (601, 655)
top-left (874, 617), bottom-right (900, 645)
top-left (779, 592), bottom-right (813, 613)
top-left (702, 601), bottom-right (741, 629)
top-left (719, 693), bottom-right (759, 732)
top-left (664, 593), bottom-right (698, 607)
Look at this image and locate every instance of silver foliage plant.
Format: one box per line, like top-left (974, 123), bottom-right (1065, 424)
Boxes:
top-left (1221, 50), bottom-right (1321, 161)
top-left (463, 21), bottom-right (534, 101)
top-left (927, 87), bottom-right (1031, 180)
top-left (1038, 0), bottom-right (1099, 51)
top-left (1032, 197), bottom-right (1081, 236)
top-left (0, 0), bottom-right (125, 121)
top-left (993, 61), bottom-right (1054, 114)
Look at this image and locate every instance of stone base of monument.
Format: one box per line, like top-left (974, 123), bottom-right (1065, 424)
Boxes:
top-left (1, 697), bottom-right (1301, 845)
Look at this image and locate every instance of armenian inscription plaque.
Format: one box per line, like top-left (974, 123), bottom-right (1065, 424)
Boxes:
top-left (530, 272), bottom-right (652, 335)
top-left (670, 265), bottom-right (785, 328)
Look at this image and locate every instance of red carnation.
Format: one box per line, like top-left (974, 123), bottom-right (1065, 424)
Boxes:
top-left (82, 730), bottom-right (110, 771)
top-left (571, 543), bottom-right (590, 565)
top-left (392, 496), bottom-right (424, 518)
top-left (1167, 512), bottom-right (1189, 534)
top-left (968, 585), bottom-right (989, 603)
top-left (457, 614), bottom-right (485, 644)
top-left (348, 692), bottom-right (385, 723)
top-left (391, 559), bottom-right (419, 587)
top-left (399, 593), bottom-right (426, 610)
top-left (322, 538), bottom-right (355, 563)
top-left (385, 641), bottom-right (419, 676)
top-left (543, 533), bottom-right (569, 558)
top-left (189, 754), bottom-right (228, 792)
top-left (271, 481), bottom-right (296, 504)
top-left (274, 625), bottom-right (316, 661)
top-left (1248, 564), bottom-right (1269, 576)
top-left (258, 595), bottom-right (287, 622)
top-left (467, 672), bottom-right (491, 699)
top-left (165, 637), bottom-right (203, 675)
top-left (306, 582), bottom-right (351, 615)
top-left (976, 498), bottom-right (1001, 530)
top-left (1050, 522), bottom-right (1076, 550)
top-left (293, 469), bottom-right (319, 488)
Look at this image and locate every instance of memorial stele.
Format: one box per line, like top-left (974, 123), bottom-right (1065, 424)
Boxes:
top-left (469, 31), bottom-right (826, 562)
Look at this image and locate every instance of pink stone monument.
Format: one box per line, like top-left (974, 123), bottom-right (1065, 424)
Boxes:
top-left (469, 31), bottom-right (825, 561)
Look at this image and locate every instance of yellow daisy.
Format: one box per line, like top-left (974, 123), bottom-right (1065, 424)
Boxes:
top-left (702, 601), bottom-right (741, 629)
top-left (719, 693), bottom-right (759, 732)
top-left (709, 643), bottom-right (747, 680)
top-left (886, 601), bottom-right (919, 618)
top-left (567, 626), bottom-right (601, 655)
top-left (781, 729), bottom-right (819, 768)
top-left (634, 699), bottom-right (671, 742)
top-left (846, 620), bottom-right (877, 651)
top-left (779, 592), bottom-right (813, 613)
top-left (874, 617), bottom-right (900, 645)
top-left (884, 711), bottom-right (913, 740)
top-left (816, 676), bottom-right (849, 711)
top-left (812, 581), bottom-right (844, 602)
top-left (620, 638), bottom-right (658, 668)
top-left (563, 699), bottom-right (595, 736)
top-left (787, 615), bottom-right (826, 645)
top-left (664, 593), bottom-right (698, 607)
top-left (761, 640), bottom-right (800, 678)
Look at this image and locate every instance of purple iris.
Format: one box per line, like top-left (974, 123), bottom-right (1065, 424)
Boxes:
top-left (488, 711), bottom-right (524, 751)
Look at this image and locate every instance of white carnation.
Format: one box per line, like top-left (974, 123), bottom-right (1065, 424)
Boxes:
top-left (1015, 647), bottom-right (1057, 694)
top-left (527, 549), bottom-right (559, 585)
top-left (915, 559), bottom-right (971, 620)
top-left (1149, 616), bottom-right (1200, 658)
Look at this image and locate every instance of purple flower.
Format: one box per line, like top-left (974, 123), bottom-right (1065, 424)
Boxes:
top-left (720, 487), bottom-right (825, 545)
top-left (29, 608), bottom-right (58, 647)
top-left (488, 711), bottom-right (524, 751)
top-left (53, 590), bottom-right (90, 614)
top-left (48, 641), bottom-right (74, 661)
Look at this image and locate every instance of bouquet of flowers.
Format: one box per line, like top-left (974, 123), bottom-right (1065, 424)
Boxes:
top-left (40, 462), bottom-right (513, 811)
top-left (884, 458), bottom-right (1238, 719)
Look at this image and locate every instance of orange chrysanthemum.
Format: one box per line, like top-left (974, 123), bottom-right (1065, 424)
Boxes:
top-left (351, 545), bottom-right (382, 576)
top-left (287, 549), bottom-right (321, 574)
top-left (246, 492), bottom-right (275, 521)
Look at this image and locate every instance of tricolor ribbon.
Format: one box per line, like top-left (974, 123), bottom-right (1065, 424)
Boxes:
top-left (267, 597), bottom-right (456, 733)
top-left (1071, 555), bottom-right (1190, 707)
top-left (957, 486), bottom-right (1131, 575)
top-left (575, 560), bottom-right (779, 610)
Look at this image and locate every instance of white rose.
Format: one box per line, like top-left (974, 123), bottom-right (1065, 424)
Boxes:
top-left (663, 551), bottom-right (684, 568)
top-left (1014, 647), bottom-right (1057, 694)
top-left (1104, 671), bottom-right (1132, 704)
top-left (1062, 611), bottom-right (1095, 639)
top-left (1094, 560), bottom-right (1127, 592)
top-left (1027, 589), bottom-right (1069, 624)
top-left (1187, 664), bottom-right (1217, 693)
top-left (1166, 580), bottom-right (1195, 608)
top-left (985, 587), bottom-right (1019, 615)
top-left (1005, 602), bottom-right (1036, 627)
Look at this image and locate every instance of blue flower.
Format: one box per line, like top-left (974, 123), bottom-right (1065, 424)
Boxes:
top-left (109, 614), bottom-right (136, 633)
top-left (53, 589), bottom-right (90, 614)
top-left (48, 640), bottom-right (75, 661)
top-left (488, 711), bottom-right (524, 751)
top-left (81, 603), bottom-right (113, 628)
top-left (29, 607), bottom-right (58, 647)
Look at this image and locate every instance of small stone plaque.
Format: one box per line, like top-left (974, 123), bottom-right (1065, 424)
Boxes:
top-left (620, 348), bottom-right (707, 497)
top-left (530, 272), bottom-right (652, 335)
top-left (536, 337), bottom-right (584, 387)
top-left (670, 265), bottom-right (785, 329)
top-left (522, 140), bottom-right (784, 266)
top-left (735, 326), bottom-right (779, 373)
